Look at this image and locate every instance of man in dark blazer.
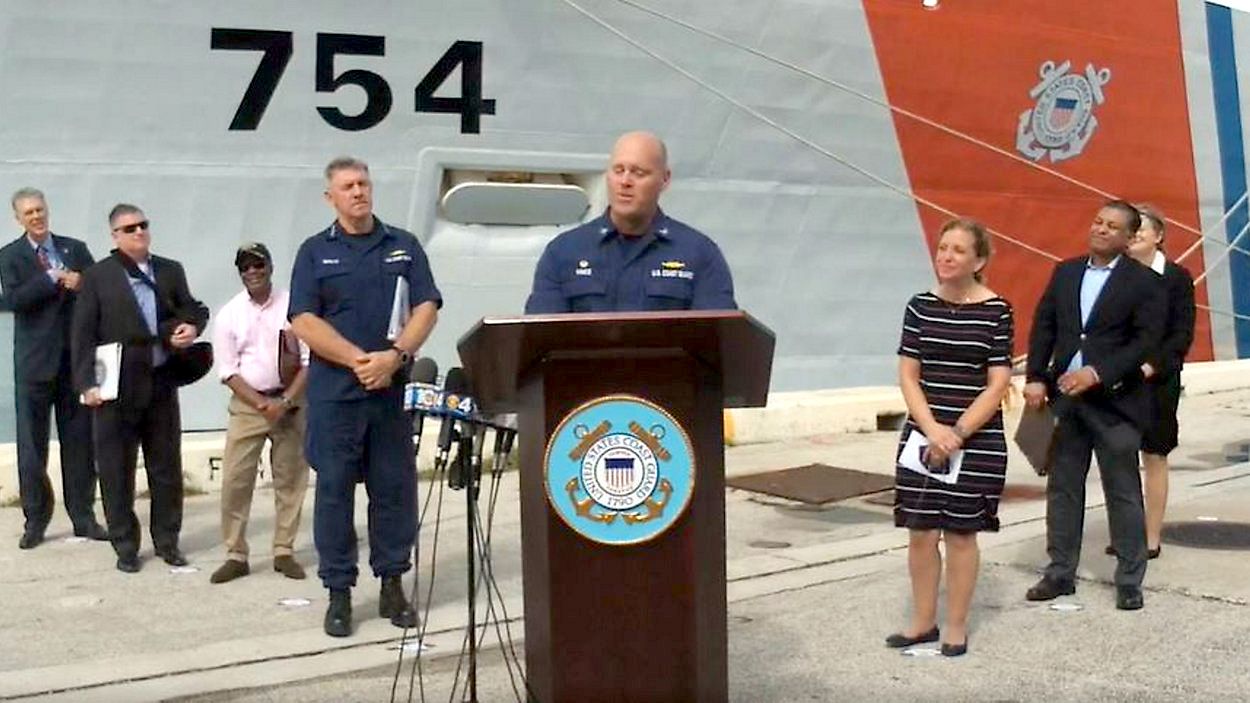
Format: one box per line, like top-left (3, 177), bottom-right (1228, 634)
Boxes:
top-left (0, 188), bottom-right (107, 548)
top-left (1023, 199), bottom-right (1165, 611)
top-left (71, 203), bottom-right (209, 573)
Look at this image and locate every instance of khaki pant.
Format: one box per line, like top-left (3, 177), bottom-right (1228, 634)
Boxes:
top-left (220, 395), bottom-right (309, 562)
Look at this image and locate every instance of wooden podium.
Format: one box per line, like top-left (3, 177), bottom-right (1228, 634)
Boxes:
top-left (458, 310), bottom-right (774, 703)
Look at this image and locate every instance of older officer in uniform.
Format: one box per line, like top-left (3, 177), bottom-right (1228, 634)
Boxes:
top-left (289, 156), bottom-right (441, 637)
top-left (525, 131), bottom-right (736, 313)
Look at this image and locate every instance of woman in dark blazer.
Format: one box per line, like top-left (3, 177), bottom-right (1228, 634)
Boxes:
top-left (1123, 204), bottom-right (1196, 559)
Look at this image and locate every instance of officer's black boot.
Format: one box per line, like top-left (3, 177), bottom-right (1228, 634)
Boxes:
top-left (324, 588), bottom-right (352, 637)
top-left (379, 575), bottom-right (419, 628)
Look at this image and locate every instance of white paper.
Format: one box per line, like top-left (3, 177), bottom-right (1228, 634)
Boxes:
top-left (898, 429), bottom-right (964, 485)
top-left (386, 277), bottom-right (410, 341)
top-left (94, 342), bottom-right (122, 401)
top-left (389, 638), bottom-right (433, 653)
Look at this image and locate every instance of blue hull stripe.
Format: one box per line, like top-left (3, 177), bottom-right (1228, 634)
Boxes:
top-left (1206, 2), bottom-right (1250, 356)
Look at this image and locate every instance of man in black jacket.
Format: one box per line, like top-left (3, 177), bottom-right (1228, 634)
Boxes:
top-left (0, 188), bottom-right (106, 548)
top-left (71, 204), bottom-right (209, 573)
top-left (1023, 199), bottom-right (1165, 610)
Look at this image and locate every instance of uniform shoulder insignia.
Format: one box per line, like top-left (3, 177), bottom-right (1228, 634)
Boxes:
top-left (383, 248), bottom-right (413, 263)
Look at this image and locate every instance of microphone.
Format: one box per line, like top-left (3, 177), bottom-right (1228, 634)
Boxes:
top-left (434, 367), bottom-right (470, 473)
top-left (467, 422), bottom-right (487, 494)
top-left (490, 414), bottom-right (517, 478)
top-left (404, 357), bottom-right (440, 447)
top-left (491, 424), bottom-right (506, 474)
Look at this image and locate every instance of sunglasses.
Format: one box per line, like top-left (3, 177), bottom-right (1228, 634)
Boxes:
top-left (238, 260), bottom-right (268, 273)
top-left (112, 220), bottom-right (150, 235)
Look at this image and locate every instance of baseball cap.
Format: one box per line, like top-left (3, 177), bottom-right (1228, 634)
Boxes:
top-left (234, 242), bottom-right (272, 268)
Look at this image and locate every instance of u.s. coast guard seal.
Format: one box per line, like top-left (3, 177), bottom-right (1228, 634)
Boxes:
top-left (1016, 60), bottom-right (1112, 163)
top-left (544, 395), bottom-right (695, 546)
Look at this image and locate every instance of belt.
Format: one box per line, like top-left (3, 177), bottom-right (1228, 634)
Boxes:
top-left (259, 388), bottom-right (286, 397)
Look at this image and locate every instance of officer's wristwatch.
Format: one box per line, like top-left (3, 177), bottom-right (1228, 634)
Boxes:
top-left (278, 396), bottom-right (294, 410)
top-left (391, 346), bottom-right (412, 364)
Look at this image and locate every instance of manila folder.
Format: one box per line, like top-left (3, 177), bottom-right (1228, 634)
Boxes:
top-left (1014, 405), bottom-right (1057, 476)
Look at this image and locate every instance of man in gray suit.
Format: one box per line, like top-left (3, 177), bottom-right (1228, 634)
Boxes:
top-left (0, 188), bottom-right (106, 548)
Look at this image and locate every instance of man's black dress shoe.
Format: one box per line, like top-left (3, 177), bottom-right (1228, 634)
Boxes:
top-left (940, 640), bottom-right (968, 657)
top-left (18, 526), bottom-right (46, 550)
top-left (379, 575), bottom-right (419, 628)
top-left (74, 522), bottom-right (109, 541)
top-left (116, 554), bottom-right (142, 573)
top-left (155, 547), bottom-right (188, 567)
top-left (1025, 577), bottom-right (1076, 601)
top-left (325, 589), bottom-right (352, 637)
top-left (885, 625), bottom-right (939, 648)
top-left (1106, 545), bottom-right (1161, 559)
top-left (1116, 586), bottom-right (1144, 610)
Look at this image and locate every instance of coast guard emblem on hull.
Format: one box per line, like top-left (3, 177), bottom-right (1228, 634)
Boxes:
top-left (544, 395), bottom-right (695, 545)
top-left (1016, 60), bottom-right (1112, 163)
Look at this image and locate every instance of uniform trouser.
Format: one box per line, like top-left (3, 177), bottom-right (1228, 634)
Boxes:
top-left (307, 392), bottom-right (416, 590)
top-left (220, 395), bottom-right (309, 562)
top-left (94, 378), bottom-right (183, 558)
top-left (14, 357), bottom-right (97, 532)
top-left (1043, 399), bottom-right (1148, 588)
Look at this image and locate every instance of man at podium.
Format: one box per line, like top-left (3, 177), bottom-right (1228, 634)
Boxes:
top-left (525, 131), bottom-right (737, 313)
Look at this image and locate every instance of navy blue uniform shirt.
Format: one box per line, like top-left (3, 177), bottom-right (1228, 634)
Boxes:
top-left (288, 218), bottom-right (442, 403)
top-left (525, 210), bottom-right (736, 314)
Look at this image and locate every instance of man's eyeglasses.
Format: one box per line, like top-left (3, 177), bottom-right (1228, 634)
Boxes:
top-left (237, 260), bottom-right (267, 273)
top-left (112, 220), bottom-right (150, 235)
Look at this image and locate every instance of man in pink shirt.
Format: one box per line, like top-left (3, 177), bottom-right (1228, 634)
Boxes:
top-left (210, 243), bottom-right (309, 584)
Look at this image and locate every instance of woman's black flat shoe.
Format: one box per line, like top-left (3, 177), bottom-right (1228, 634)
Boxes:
top-left (886, 625), bottom-right (939, 648)
top-left (940, 640), bottom-right (968, 657)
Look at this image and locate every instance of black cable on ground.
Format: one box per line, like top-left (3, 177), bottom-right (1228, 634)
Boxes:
top-left (389, 454), bottom-right (452, 703)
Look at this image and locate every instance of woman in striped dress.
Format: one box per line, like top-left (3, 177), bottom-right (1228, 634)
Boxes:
top-left (886, 218), bottom-right (1014, 657)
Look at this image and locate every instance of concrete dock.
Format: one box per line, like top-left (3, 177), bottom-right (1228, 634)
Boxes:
top-left (0, 370), bottom-right (1248, 702)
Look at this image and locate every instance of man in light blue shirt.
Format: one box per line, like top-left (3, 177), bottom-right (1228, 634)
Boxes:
top-left (73, 203), bottom-right (209, 573)
top-left (125, 257), bottom-right (167, 367)
top-left (1024, 199), bottom-right (1165, 612)
top-left (1067, 255), bottom-right (1119, 372)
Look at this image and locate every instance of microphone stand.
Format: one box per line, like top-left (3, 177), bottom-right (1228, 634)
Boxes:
top-left (457, 424), bottom-right (481, 703)
top-left (407, 407), bottom-right (430, 635)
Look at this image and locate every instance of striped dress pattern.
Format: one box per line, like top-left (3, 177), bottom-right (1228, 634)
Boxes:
top-left (894, 292), bottom-right (1014, 532)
